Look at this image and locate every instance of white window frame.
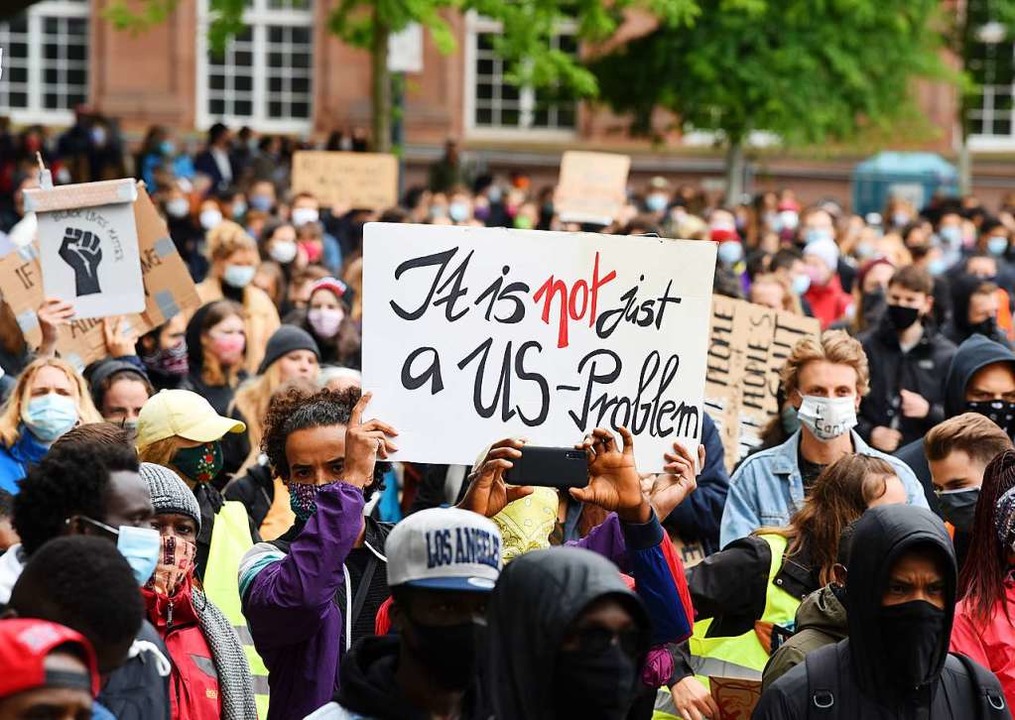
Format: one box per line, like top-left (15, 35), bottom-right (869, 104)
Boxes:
top-left (968, 40), bottom-right (1015, 151)
top-left (0, 0), bottom-right (90, 126)
top-left (195, 0), bottom-right (314, 134)
top-left (464, 12), bottom-right (578, 141)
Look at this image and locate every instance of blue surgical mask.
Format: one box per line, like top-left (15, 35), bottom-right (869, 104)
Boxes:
top-left (988, 236), bottom-right (1009, 257)
top-left (223, 264), bottom-right (256, 289)
top-left (22, 394), bottom-right (78, 443)
top-left (249, 194), bottom-right (273, 212)
top-left (717, 241), bottom-right (744, 265)
top-left (645, 194), bottom-right (668, 213)
top-left (449, 202), bottom-right (470, 223)
top-left (232, 202), bottom-right (247, 220)
top-left (487, 186), bottom-right (503, 203)
top-left (159, 140), bottom-right (176, 156)
top-left (938, 225), bottom-right (962, 247)
top-left (792, 274), bottom-right (811, 295)
top-left (78, 517), bottom-right (161, 586)
top-left (927, 257), bottom-right (948, 276)
top-left (805, 228), bottom-right (834, 245)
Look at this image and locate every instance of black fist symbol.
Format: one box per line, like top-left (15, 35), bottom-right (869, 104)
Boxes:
top-left (59, 227), bottom-right (103, 296)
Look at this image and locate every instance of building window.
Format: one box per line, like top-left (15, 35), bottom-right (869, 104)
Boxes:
top-left (198, 0), bottom-right (313, 132)
top-left (466, 16), bottom-right (578, 136)
top-left (0, 0), bottom-right (89, 124)
top-left (967, 0), bottom-right (1015, 147)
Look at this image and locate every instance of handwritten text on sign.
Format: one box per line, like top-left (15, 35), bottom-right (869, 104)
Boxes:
top-left (361, 223), bottom-right (717, 472)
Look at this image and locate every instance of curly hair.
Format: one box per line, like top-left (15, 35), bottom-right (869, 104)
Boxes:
top-left (261, 384), bottom-right (387, 500)
top-left (14, 428), bottom-right (140, 556)
top-left (780, 330), bottom-right (871, 401)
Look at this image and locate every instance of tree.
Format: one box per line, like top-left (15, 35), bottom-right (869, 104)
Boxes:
top-left (589, 0), bottom-right (953, 202)
top-left (103, 0), bottom-right (699, 152)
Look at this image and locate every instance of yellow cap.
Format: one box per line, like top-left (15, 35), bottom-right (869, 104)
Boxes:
top-left (136, 389), bottom-right (246, 451)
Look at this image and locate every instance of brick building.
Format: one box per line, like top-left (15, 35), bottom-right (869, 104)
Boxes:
top-left (2, 0), bottom-right (1015, 205)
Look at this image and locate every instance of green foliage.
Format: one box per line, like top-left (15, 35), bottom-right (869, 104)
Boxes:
top-left (590, 0), bottom-right (955, 146)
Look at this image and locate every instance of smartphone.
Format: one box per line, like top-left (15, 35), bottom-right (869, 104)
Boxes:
top-left (505, 446), bottom-right (589, 489)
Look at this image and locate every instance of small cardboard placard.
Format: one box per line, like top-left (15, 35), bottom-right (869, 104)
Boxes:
top-left (291, 151), bottom-right (399, 210)
top-left (0, 183), bottom-right (200, 370)
top-left (24, 178), bottom-right (144, 320)
top-left (704, 296), bottom-right (821, 472)
top-left (554, 151), bottom-right (631, 226)
top-left (709, 677), bottom-right (762, 720)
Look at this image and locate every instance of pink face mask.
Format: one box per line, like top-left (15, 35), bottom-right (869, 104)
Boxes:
top-left (210, 333), bottom-right (246, 362)
top-left (308, 307), bottom-right (345, 339)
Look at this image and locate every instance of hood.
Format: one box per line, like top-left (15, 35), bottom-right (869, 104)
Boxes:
top-left (337, 634), bottom-right (425, 719)
top-left (486, 547), bottom-right (650, 720)
top-left (794, 585), bottom-right (848, 638)
top-left (184, 303), bottom-right (212, 374)
top-left (844, 505), bottom-right (956, 701)
top-left (949, 274), bottom-right (982, 337)
top-left (943, 334), bottom-right (1015, 416)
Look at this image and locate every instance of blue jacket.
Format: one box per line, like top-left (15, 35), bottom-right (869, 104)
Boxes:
top-left (719, 430), bottom-right (927, 549)
top-left (0, 430), bottom-right (51, 494)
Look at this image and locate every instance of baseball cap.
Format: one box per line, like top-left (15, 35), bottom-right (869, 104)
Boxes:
top-left (135, 389), bottom-right (245, 451)
top-left (386, 508), bottom-right (503, 592)
top-left (0, 619), bottom-right (100, 698)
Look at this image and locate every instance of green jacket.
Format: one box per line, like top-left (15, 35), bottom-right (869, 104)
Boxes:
top-left (762, 584), bottom-right (847, 692)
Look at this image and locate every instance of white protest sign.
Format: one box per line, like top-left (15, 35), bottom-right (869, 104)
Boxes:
top-left (362, 223), bottom-right (717, 472)
top-left (25, 178), bottom-right (144, 320)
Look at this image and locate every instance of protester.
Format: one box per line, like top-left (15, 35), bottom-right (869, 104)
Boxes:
top-left (290, 193), bottom-right (341, 271)
top-left (138, 462), bottom-right (257, 720)
top-left (138, 314), bottom-right (191, 392)
top-left (194, 123), bottom-right (236, 192)
top-left (721, 331), bottom-right (926, 548)
top-left (286, 277), bottom-right (361, 369)
top-left (0, 490), bottom-right (16, 551)
top-left (184, 300), bottom-right (248, 417)
top-left (947, 275), bottom-right (1011, 348)
top-left (89, 359), bottom-right (155, 432)
top-left (801, 239), bottom-right (853, 329)
top-left (0, 357), bottom-right (103, 493)
top-left (754, 504), bottom-right (1007, 719)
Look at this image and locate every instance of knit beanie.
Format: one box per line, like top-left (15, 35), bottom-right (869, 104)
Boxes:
top-left (803, 237), bottom-right (840, 272)
top-left (257, 325), bottom-right (320, 375)
top-left (138, 462), bottom-right (202, 530)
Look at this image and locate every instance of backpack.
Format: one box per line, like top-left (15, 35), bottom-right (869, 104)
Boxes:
top-left (804, 644), bottom-right (1008, 719)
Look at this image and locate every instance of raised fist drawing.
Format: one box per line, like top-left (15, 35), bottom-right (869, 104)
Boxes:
top-left (59, 227), bottom-right (103, 296)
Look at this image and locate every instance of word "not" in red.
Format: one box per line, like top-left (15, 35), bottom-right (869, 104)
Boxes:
top-left (533, 252), bottom-right (617, 348)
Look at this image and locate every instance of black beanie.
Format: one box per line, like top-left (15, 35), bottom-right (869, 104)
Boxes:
top-left (257, 325), bottom-right (320, 374)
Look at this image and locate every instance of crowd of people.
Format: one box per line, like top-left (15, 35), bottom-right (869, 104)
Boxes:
top-left (4, 114), bottom-right (1015, 720)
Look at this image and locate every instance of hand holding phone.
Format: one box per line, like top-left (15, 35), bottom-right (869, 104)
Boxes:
top-left (457, 438), bottom-right (533, 518)
top-left (570, 426), bottom-right (650, 524)
top-left (503, 446), bottom-right (589, 489)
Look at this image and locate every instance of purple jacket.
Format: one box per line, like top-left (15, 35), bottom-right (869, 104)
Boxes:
top-left (238, 483), bottom-right (363, 720)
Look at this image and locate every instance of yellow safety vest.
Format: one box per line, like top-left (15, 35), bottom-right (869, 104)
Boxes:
top-left (654, 533), bottom-right (800, 719)
top-left (203, 501), bottom-right (271, 718)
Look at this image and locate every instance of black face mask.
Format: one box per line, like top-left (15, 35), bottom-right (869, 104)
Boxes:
top-left (880, 600), bottom-right (946, 690)
top-left (405, 620), bottom-right (482, 691)
top-left (966, 400), bottom-right (1015, 438)
top-left (553, 644), bottom-right (638, 720)
top-left (886, 304), bottom-right (921, 331)
top-left (971, 316), bottom-right (998, 338)
top-left (863, 289), bottom-right (886, 312)
top-left (936, 487), bottom-right (980, 533)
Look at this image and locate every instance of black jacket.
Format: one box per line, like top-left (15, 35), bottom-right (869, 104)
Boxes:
top-left (857, 319), bottom-right (957, 447)
top-left (98, 620), bottom-right (171, 720)
top-left (944, 274), bottom-right (1012, 348)
top-left (224, 461), bottom-right (274, 529)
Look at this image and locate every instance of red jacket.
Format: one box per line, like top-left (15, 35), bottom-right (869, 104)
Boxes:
top-left (142, 579), bottom-right (222, 720)
top-left (950, 578), bottom-right (1015, 709)
top-left (803, 274), bottom-right (853, 330)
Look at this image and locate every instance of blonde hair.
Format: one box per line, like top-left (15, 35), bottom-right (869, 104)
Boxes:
top-left (206, 220), bottom-right (257, 262)
top-left (780, 330), bottom-right (870, 401)
top-left (137, 435), bottom-right (184, 468)
top-left (342, 257), bottom-right (363, 322)
top-left (232, 362), bottom-right (284, 454)
top-left (0, 358), bottom-right (102, 446)
top-left (750, 273), bottom-right (802, 315)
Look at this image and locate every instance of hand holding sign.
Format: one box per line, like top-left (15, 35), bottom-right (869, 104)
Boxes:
top-left (36, 297), bottom-right (75, 358)
top-left (458, 438), bottom-right (534, 519)
top-left (343, 392), bottom-right (399, 489)
top-left (59, 227), bottom-right (103, 296)
top-left (102, 317), bottom-right (138, 358)
top-left (571, 427), bottom-right (650, 524)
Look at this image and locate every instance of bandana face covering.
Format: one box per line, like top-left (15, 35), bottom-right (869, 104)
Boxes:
top-left (289, 481), bottom-right (336, 523)
top-left (172, 442), bottom-right (223, 485)
top-left (147, 534), bottom-right (196, 597)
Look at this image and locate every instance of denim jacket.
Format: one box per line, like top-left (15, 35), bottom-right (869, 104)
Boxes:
top-left (719, 430), bottom-right (927, 549)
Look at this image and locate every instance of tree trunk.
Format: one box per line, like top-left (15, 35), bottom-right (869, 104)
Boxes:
top-left (725, 139), bottom-right (745, 206)
top-left (371, 18), bottom-right (392, 153)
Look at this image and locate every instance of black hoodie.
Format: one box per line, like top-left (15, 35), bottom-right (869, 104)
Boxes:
top-left (944, 274), bottom-right (1012, 349)
top-left (485, 547), bottom-right (651, 720)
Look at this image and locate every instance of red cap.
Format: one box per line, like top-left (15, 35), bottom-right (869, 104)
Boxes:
top-left (309, 277), bottom-right (348, 302)
top-left (777, 199), bottom-right (800, 212)
top-left (0, 619), bottom-right (100, 698)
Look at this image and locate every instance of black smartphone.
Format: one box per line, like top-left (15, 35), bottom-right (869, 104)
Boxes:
top-left (505, 446), bottom-right (589, 489)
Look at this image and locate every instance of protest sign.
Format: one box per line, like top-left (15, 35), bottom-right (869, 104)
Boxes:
top-left (0, 184), bottom-right (199, 370)
top-left (362, 223), bottom-right (716, 472)
top-left (709, 677), bottom-right (762, 720)
top-left (24, 178), bottom-right (144, 319)
top-left (291, 151), bottom-right (399, 210)
top-left (554, 151), bottom-right (631, 226)
top-left (704, 296), bottom-right (821, 471)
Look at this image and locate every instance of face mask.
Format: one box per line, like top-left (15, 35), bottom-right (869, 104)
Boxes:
top-left (159, 140), bottom-right (176, 156)
top-left (77, 517), bottom-right (160, 585)
top-left (231, 202), bottom-right (247, 220)
top-left (927, 257), bottom-right (947, 276)
top-left (269, 240), bottom-right (298, 264)
top-left (249, 194), bottom-right (273, 212)
top-left (791, 274), bottom-right (811, 296)
top-left (91, 127), bottom-right (107, 146)
top-left (717, 241), bottom-right (744, 265)
top-left (146, 534), bottom-right (196, 598)
top-left (971, 316), bottom-right (998, 338)
top-left (513, 215), bottom-right (533, 230)
top-left (936, 487), bottom-right (980, 532)
top-left (645, 194), bottom-right (668, 213)
top-left (142, 341), bottom-right (189, 378)
top-left (405, 619), bottom-right (483, 690)
top-left (449, 202), bottom-right (470, 223)
top-left (988, 236), bottom-right (1009, 257)
top-left (223, 263), bottom-right (256, 289)
top-left (805, 228), bottom-right (834, 245)
top-left (22, 394), bottom-right (78, 443)
top-left (886, 304), bottom-right (921, 331)
top-left (855, 242), bottom-right (876, 260)
top-left (429, 205), bottom-right (448, 220)
top-left (308, 307), bottom-right (345, 339)
top-left (172, 442), bottom-right (223, 484)
top-left (291, 207), bottom-right (319, 227)
top-left (939, 225), bottom-right (962, 247)
top-left (289, 481), bottom-right (334, 523)
top-left (892, 212), bottom-right (912, 227)
top-left (298, 240), bottom-right (323, 264)
top-left (779, 210), bottom-right (799, 230)
top-left (209, 333), bottom-right (246, 364)
top-left (879, 600), bottom-right (946, 689)
top-left (487, 186), bottom-right (503, 203)
top-left (199, 209), bottom-right (223, 230)
top-left (966, 400), bottom-right (1015, 437)
top-left (796, 395), bottom-right (857, 441)
top-left (165, 198), bottom-right (190, 219)
top-left (553, 643), bottom-right (639, 720)
top-left (781, 404), bottom-right (801, 435)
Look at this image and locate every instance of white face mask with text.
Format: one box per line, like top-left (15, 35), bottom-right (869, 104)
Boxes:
top-left (796, 394), bottom-right (856, 441)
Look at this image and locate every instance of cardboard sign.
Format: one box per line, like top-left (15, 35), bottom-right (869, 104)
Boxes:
top-left (361, 223), bottom-right (716, 472)
top-left (0, 184), bottom-right (200, 370)
top-left (705, 297), bottom-right (821, 471)
top-left (291, 151), bottom-right (399, 210)
top-left (709, 677), bottom-right (762, 720)
top-left (24, 179), bottom-right (144, 319)
top-left (554, 151), bottom-right (631, 226)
